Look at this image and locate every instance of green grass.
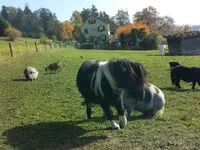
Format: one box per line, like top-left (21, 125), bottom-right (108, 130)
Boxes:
top-left (0, 37), bottom-right (52, 59)
top-left (0, 49), bottom-right (199, 150)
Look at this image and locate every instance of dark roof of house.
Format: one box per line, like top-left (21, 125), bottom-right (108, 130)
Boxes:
top-left (164, 31), bottom-right (200, 39)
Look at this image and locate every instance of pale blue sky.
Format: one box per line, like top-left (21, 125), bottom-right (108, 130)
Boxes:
top-left (0, 0), bottom-right (199, 25)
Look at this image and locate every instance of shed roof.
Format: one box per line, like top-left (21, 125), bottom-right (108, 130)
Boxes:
top-left (164, 31), bottom-right (200, 39)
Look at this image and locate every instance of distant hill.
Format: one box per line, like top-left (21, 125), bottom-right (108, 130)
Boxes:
top-left (190, 25), bottom-right (200, 31)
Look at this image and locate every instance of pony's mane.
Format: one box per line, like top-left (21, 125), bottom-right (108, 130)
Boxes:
top-left (88, 58), bottom-right (147, 98)
top-left (107, 58), bottom-right (147, 86)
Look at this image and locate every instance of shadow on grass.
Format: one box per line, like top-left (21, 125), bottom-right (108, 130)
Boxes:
top-left (11, 79), bottom-right (27, 82)
top-left (43, 72), bottom-right (57, 75)
top-left (146, 54), bottom-right (165, 56)
top-left (128, 114), bottom-right (154, 121)
top-left (3, 121), bottom-right (108, 150)
top-left (161, 87), bottom-right (200, 92)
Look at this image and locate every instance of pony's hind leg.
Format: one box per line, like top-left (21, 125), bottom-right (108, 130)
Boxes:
top-left (101, 104), bottom-right (120, 130)
top-left (192, 82), bottom-right (196, 89)
top-left (86, 103), bottom-right (92, 119)
top-left (126, 107), bottom-right (133, 120)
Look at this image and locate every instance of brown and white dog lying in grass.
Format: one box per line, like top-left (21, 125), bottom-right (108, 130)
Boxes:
top-left (45, 62), bottom-right (62, 72)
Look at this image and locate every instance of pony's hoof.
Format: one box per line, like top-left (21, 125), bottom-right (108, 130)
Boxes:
top-left (113, 127), bottom-right (121, 130)
top-left (119, 115), bottom-right (127, 128)
top-left (111, 121), bottom-right (120, 130)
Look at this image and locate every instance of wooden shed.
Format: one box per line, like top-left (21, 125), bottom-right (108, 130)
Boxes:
top-left (164, 31), bottom-right (200, 55)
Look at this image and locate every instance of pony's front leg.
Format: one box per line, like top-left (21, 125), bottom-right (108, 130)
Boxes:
top-left (115, 100), bottom-right (127, 128)
top-left (101, 104), bottom-right (120, 130)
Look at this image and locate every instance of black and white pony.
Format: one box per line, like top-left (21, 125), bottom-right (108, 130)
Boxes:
top-left (123, 83), bottom-right (165, 118)
top-left (76, 59), bottom-right (147, 130)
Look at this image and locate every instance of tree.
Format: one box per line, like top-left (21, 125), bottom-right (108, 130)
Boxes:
top-left (72, 24), bottom-right (86, 43)
top-left (12, 8), bottom-right (24, 29)
top-left (174, 25), bottom-right (190, 33)
top-left (132, 29), bottom-right (138, 45)
top-left (24, 3), bottom-right (32, 14)
top-left (34, 8), bottom-right (57, 37)
top-left (116, 21), bottom-right (149, 38)
top-left (47, 20), bottom-right (61, 40)
top-left (80, 8), bottom-right (91, 22)
top-left (133, 6), bottom-right (158, 27)
top-left (90, 5), bottom-right (99, 18)
top-left (99, 11), bottom-right (111, 23)
top-left (60, 21), bottom-right (74, 40)
top-left (20, 11), bottom-right (43, 38)
top-left (0, 15), bottom-right (10, 36)
top-left (156, 16), bottom-right (175, 35)
top-left (1, 5), bottom-right (8, 20)
top-left (4, 27), bottom-right (21, 41)
top-left (115, 9), bottom-right (130, 26)
top-left (133, 6), bottom-right (175, 35)
top-left (70, 11), bottom-right (82, 24)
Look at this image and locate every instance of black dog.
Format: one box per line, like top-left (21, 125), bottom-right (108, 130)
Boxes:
top-left (169, 62), bottom-right (200, 89)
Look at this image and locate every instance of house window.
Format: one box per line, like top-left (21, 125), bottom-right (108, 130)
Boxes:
top-left (88, 19), bottom-right (96, 24)
top-left (100, 34), bottom-right (107, 41)
top-left (98, 25), bottom-right (105, 32)
top-left (84, 29), bottom-right (88, 34)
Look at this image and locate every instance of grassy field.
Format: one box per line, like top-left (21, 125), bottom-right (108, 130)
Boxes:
top-left (0, 49), bottom-right (199, 150)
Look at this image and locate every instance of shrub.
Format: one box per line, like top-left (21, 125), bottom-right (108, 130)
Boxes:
top-left (139, 32), bottom-right (159, 50)
top-left (81, 43), bottom-right (95, 49)
top-left (40, 36), bottom-right (50, 45)
top-left (4, 27), bottom-right (21, 41)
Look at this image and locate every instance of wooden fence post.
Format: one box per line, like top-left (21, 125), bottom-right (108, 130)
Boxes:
top-left (9, 43), bottom-right (14, 57)
top-left (25, 38), bottom-right (29, 54)
top-left (35, 42), bottom-right (39, 52)
top-left (49, 42), bottom-right (52, 50)
top-left (39, 45), bottom-right (42, 52)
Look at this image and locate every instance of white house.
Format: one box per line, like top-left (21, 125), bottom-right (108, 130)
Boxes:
top-left (80, 15), bottom-right (110, 43)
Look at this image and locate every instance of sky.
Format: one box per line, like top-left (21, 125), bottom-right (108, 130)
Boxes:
top-left (0, 0), bottom-right (200, 25)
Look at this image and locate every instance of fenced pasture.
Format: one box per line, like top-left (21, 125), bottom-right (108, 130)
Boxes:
top-left (0, 49), bottom-right (199, 150)
top-left (0, 37), bottom-right (72, 59)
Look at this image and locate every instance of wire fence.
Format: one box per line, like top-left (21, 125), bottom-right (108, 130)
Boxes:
top-left (0, 39), bottom-right (74, 60)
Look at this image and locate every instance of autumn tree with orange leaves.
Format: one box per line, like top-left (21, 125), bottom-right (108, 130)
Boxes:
top-left (60, 21), bottom-right (74, 40)
top-left (116, 21), bottom-right (149, 39)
